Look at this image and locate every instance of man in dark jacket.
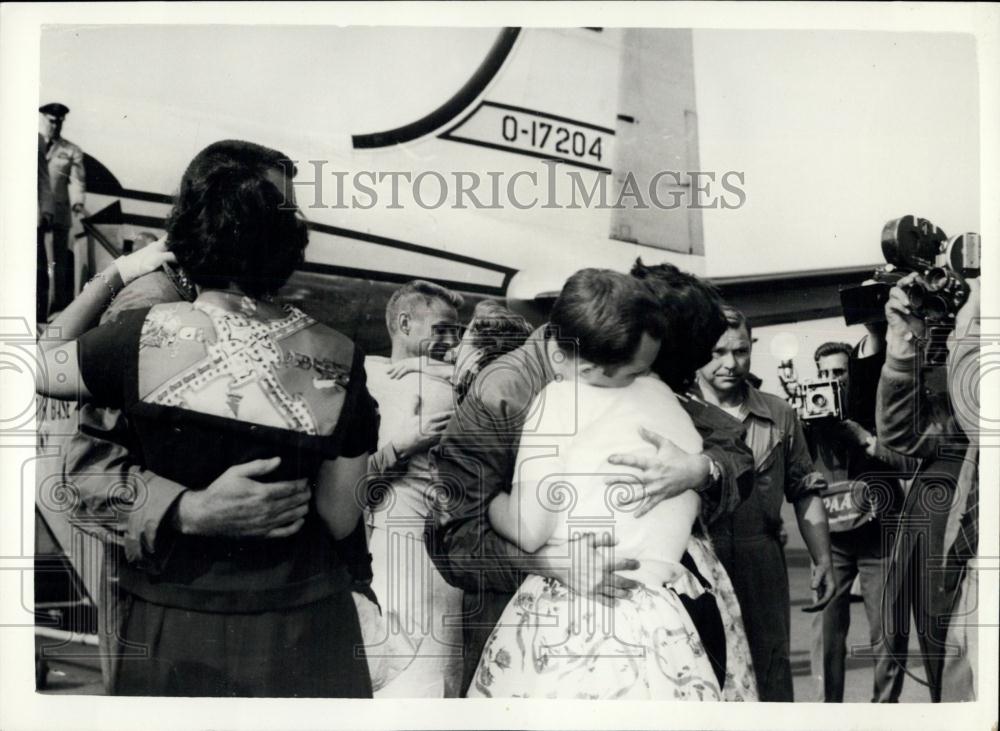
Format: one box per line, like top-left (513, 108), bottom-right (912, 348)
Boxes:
top-left (876, 274), bottom-right (980, 702)
top-left (430, 262), bottom-right (754, 695)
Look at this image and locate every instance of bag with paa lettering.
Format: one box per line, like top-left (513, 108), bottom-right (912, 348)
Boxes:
top-left (820, 479), bottom-right (877, 533)
top-left (36, 393), bottom-right (80, 454)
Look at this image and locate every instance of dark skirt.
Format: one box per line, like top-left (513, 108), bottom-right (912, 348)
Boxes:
top-left (112, 590), bottom-right (372, 698)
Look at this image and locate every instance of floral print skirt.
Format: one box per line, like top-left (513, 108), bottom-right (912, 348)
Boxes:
top-left (467, 536), bottom-right (757, 701)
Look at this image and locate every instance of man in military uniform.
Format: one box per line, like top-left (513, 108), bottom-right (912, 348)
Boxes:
top-left (37, 132), bottom-right (55, 324)
top-left (39, 102), bottom-right (86, 313)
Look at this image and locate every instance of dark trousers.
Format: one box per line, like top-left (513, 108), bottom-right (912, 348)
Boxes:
top-left (882, 464), bottom-right (967, 702)
top-left (809, 521), bottom-right (908, 702)
top-left (37, 227), bottom-right (49, 325)
top-left (713, 533), bottom-right (793, 701)
top-left (461, 588), bottom-right (506, 696)
top-left (47, 226), bottom-right (75, 313)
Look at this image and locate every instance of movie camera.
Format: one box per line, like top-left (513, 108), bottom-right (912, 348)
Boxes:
top-left (839, 215), bottom-right (980, 364)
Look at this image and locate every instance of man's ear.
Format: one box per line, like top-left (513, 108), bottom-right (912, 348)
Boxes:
top-left (398, 312), bottom-right (410, 336)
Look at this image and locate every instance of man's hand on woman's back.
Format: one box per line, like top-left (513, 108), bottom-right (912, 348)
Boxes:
top-left (535, 532), bottom-right (642, 606)
top-left (605, 427), bottom-right (711, 518)
top-left (173, 457), bottom-right (312, 538)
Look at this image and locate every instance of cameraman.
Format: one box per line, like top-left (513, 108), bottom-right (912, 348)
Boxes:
top-left (877, 273), bottom-right (980, 702)
top-left (801, 342), bottom-right (917, 703)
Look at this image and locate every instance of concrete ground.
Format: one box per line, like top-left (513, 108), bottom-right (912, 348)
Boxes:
top-left (780, 499), bottom-right (930, 703)
top-left (786, 548), bottom-right (929, 703)
top-left (34, 634), bottom-right (104, 695)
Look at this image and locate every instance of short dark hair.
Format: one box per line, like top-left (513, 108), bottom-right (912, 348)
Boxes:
top-left (630, 259), bottom-right (728, 392)
top-left (549, 268), bottom-right (666, 371)
top-left (385, 280), bottom-right (464, 335)
top-left (814, 341), bottom-right (853, 363)
top-left (166, 140), bottom-right (306, 298)
top-left (720, 304), bottom-right (752, 342)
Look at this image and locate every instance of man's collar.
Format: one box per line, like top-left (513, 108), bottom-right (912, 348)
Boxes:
top-left (533, 324), bottom-right (558, 382)
top-left (691, 377), bottom-right (774, 422)
top-left (741, 383), bottom-right (777, 421)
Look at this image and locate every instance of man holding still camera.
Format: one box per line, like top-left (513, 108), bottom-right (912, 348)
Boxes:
top-left (877, 273), bottom-right (980, 702)
top-left (798, 342), bottom-right (917, 703)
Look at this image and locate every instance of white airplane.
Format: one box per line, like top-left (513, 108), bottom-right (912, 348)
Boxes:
top-left (42, 25), bottom-right (879, 355)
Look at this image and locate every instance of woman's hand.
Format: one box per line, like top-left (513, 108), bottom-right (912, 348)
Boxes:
top-left (387, 356), bottom-right (421, 380)
top-left (115, 236), bottom-right (177, 286)
top-left (38, 239), bottom-right (174, 346)
top-left (386, 393), bottom-right (453, 460)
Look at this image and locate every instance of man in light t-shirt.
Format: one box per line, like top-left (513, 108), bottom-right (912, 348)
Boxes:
top-left (363, 280), bottom-right (464, 697)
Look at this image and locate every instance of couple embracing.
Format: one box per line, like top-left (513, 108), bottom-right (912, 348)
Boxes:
top-left (430, 266), bottom-right (760, 701)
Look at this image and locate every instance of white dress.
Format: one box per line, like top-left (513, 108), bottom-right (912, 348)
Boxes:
top-left (466, 376), bottom-right (757, 700)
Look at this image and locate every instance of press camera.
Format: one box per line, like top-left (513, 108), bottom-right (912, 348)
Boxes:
top-left (778, 359), bottom-right (846, 421)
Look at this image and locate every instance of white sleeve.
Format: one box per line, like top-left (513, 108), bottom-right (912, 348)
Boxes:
top-left (509, 385), bottom-right (574, 549)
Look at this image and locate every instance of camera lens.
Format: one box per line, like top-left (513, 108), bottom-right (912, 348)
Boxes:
top-left (811, 393), bottom-right (828, 408)
top-left (904, 282), bottom-right (927, 311)
top-left (925, 267), bottom-right (951, 292)
top-left (924, 295), bottom-right (950, 321)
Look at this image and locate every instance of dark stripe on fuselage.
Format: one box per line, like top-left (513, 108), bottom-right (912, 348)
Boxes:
top-left (120, 188), bottom-right (174, 205)
top-left (98, 199), bottom-right (516, 296)
top-left (297, 262), bottom-right (506, 296)
top-left (304, 219), bottom-right (515, 279)
top-left (351, 28), bottom-right (522, 149)
top-left (119, 213), bottom-right (169, 229)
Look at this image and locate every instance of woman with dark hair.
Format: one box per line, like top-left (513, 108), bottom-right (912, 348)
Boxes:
top-left (629, 258), bottom-right (729, 394)
top-left (36, 140), bottom-right (376, 697)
